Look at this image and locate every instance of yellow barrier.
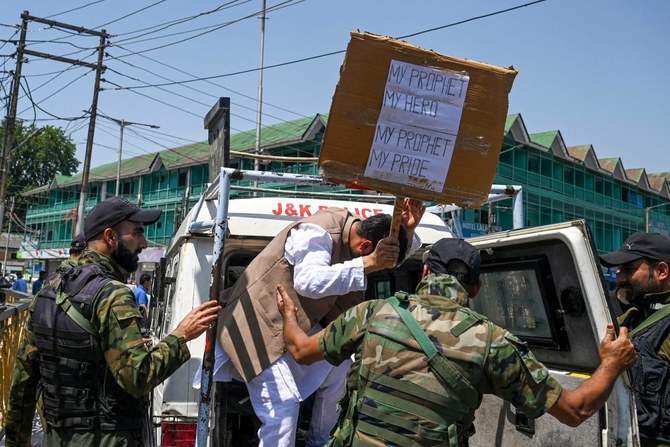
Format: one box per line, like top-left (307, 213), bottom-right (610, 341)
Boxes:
top-left (0, 294), bottom-right (30, 434)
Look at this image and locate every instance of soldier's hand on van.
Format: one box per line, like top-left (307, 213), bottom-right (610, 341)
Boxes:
top-left (599, 324), bottom-right (637, 372)
top-left (172, 300), bottom-right (222, 342)
top-left (363, 237), bottom-right (400, 274)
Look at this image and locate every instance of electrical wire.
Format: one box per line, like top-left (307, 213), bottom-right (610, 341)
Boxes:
top-left (0, 28), bottom-right (19, 53)
top-left (18, 68), bottom-right (94, 118)
top-left (112, 0), bottom-right (298, 57)
top-left (19, 38), bottom-right (100, 51)
top-left (103, 62), bottom-right (298, 132)
top-left (112, 44), bottom-right (306, 117)
top-left (93, 0), bottom-right (167, 29)
top-left (112, 3), bottom-right (256, 47)
top-left (112, 0), bottom-right (247, 42)
top-left (46, 0), bottom-right (107, 19)
top-left (94, 117), bottom-right (205, 164)
top-left (114, 0), bottom-right (547, 90)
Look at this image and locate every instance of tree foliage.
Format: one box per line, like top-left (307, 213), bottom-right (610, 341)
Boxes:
top-left (1, 121), bottom-right (80, 197)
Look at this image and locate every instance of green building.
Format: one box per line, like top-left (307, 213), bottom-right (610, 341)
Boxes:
top-left (20, 112), bottom-right (670, 267)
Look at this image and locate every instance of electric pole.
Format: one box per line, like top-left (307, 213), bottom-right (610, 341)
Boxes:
top-left (75, 29), bottom-right (108, 235)
top-left (1, 11), bottom-right (109, 238)
top-left (97, 115), bottom-right (160, 196)
top-left (2, 196), bottom-right (15, 276)
top-left (0, 13), bottom-right (28, 237)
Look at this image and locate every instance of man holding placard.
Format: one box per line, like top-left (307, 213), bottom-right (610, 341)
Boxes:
top-left (215, 199), bottom-right (425, 446)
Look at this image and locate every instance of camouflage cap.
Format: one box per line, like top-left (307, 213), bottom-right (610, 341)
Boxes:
top-left (423, 238), bottom-right (480, 284)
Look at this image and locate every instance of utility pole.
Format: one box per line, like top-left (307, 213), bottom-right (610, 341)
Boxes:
top-left (75, 29), bottom-right (107, 234)
top-left (3, 196), bottom-right (15, 276)
top-left (252, 0), bottom-right (267, 192)
top-left (1, 11), bottom-right (109, 237)
top-left (97, 115), bottom-right (160, 196)
top-left (0, 13), bottom-right (28, 237)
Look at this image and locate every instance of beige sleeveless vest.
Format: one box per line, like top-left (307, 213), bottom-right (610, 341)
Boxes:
top-left (218, 207), bottom-right (362, 383)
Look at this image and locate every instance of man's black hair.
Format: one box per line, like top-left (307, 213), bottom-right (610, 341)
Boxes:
top-left (356, 214), bottom-right (408, 261)
top-left (139, 273), bottom-right (152, 284)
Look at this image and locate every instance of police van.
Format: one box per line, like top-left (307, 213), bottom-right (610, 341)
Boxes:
top-left (150, 170), bottom-right (637, 447)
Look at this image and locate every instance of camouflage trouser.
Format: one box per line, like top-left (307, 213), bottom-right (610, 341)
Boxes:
top-left (43, 426), bottom-right (143, 447)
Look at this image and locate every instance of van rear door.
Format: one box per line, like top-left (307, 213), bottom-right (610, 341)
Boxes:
top-left (465, 220), bottom-right (637, 447)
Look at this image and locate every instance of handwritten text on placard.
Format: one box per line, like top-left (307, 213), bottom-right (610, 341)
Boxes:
top-left (364, 60), bottom-right (469, 192)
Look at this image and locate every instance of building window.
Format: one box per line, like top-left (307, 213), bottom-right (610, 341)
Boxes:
top-left (563, 166), bottom-right (574, 185)
top-left (527, 154), bottom-right (540, 173)
top-left (178, 171), bottom-right (187, 188)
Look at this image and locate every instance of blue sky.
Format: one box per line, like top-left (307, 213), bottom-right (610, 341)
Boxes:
top-left (2, 0), bottom-right (669, 174)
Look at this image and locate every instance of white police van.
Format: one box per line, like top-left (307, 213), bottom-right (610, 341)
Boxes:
top-left (150, 170), bottom-right (637, 447)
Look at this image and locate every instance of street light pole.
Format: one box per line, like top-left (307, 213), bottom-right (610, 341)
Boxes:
top-left (97, 115), bottom-right (159, 197)
top-left (645, 201), bottom-right (670, 233)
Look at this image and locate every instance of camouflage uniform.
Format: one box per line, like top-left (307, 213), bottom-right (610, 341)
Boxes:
top-left (5, 250), bottom-right (190, 447)
top-left (319, 273), bottom-right (563, 446)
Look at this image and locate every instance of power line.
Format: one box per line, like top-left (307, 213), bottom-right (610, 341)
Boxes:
top-left (104, 55), bottom-right (301, 125)
top-left (45, 1), bottom-right (107, 19)
top-left (101, 78), bottom-right (203, 118)
top-left (398, 0), bottom-right (547, 40)
top-left (93, 0), bottom-right (167, 29)
top-left (18, 68), bottom-right (94, 117)
top-left (111, 0), bottom-right (298, 57)
top-left (113, 0), bottom-right (547, 91)
top-left (113, 43), bottom-right (306, 117)
top-left (112, 0), bottom-right (247, 42)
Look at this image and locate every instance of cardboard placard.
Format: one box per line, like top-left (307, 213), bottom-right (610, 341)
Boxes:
top-left (319, 32), bottom-right (518, 207)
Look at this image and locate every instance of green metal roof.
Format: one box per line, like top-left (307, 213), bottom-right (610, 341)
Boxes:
top-left (231, 115), bottom-right (324, 151)
top-left (625, 168), bottom-right (645, 182)
top-left (160, 141), bottom-right (209, 169)
top-left (598, 158), bottom-right (621, 173)
top-left (504, 114), bottom-right (520, 132)
top-left (23, 114), bottom-right (327, 195)
top-left (529, 131), bottom-right (559, 148)
top-left (567, 145), bottom-right (592, 161)
top-left (57, 153), bottom-right (157, 187)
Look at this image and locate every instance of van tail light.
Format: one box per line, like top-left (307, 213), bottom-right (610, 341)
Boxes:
top-left (161, 421), bottom-right (197, 447)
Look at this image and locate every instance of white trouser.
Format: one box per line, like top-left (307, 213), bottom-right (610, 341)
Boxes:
top-left (246, 358), bottom-right (351, 447)
top-left (306, 358), bottom-right (351, 447)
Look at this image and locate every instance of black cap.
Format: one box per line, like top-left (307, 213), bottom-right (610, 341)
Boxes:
top-left (84, 196), bottom-right (162, 242)
top-left (423, 238), bottom-right (480, 283)
top-left (70, 232), bottom-right (87, 252)
top-left (600, 232), bottom-right (670, 267)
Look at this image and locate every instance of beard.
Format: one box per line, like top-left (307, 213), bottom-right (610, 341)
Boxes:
top-left (112, 237), bottom-right (140, 273)
top-left (620, 274), bottom-right (661, 307)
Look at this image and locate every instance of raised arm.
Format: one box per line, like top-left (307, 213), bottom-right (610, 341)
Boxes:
top-left (548, 324), bottom-right (636, 426)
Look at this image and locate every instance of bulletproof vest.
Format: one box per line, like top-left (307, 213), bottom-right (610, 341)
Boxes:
top-left (31, 264), bottom-right (144, 431)
top-left (630, 315), bottom-right (670, 443)
top-left (329, 292), bottom-right (491, 447)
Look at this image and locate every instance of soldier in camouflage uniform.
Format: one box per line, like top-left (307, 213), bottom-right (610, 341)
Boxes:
top-left (277, 238), bottom-right (637, 446)
top-left (6, 196), bottom-right (221, 447)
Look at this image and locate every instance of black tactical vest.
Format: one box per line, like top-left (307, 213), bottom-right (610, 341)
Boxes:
top-left (631, 314), bottom-right (670, 443)
top-left (31, 264), bottom-right (144, 431)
